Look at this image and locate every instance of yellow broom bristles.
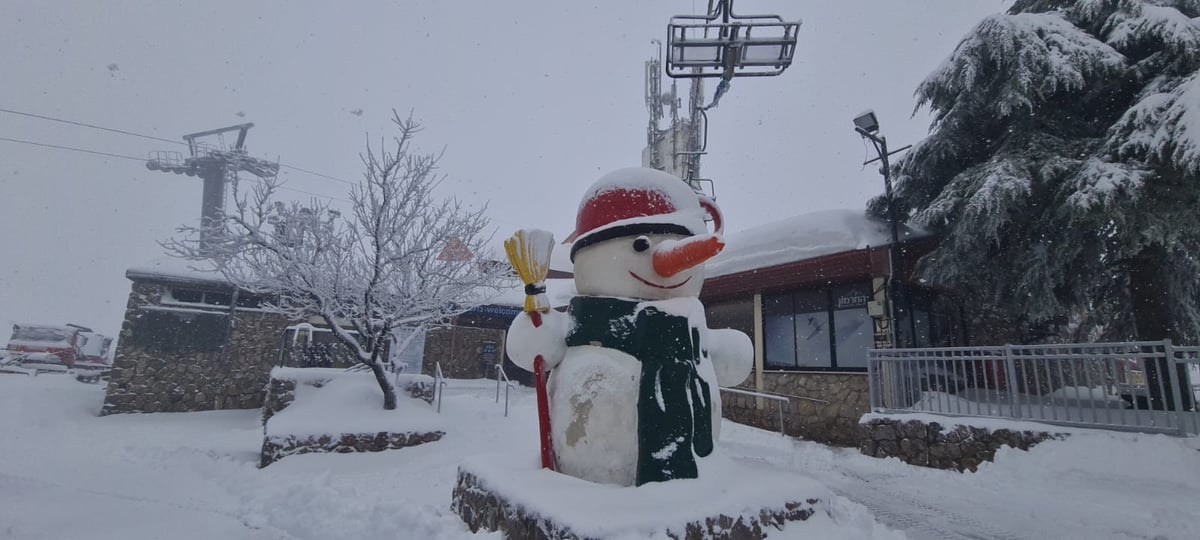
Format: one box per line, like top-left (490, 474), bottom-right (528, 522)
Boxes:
top-left (504, 229), bottom-right (555, 313)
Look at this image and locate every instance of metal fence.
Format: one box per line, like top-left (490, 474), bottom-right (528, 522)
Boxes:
top-left (868, 340), bottom-right (1200, 436)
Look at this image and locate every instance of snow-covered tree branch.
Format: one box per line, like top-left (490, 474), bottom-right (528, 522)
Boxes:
top-left (878, 0), bottom-right (1200, 345)
top-left (163, 110), bottom-right (510, 409)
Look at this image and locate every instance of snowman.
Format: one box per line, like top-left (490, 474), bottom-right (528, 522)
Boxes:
top-left (506, 167), bottom-right (752, 487)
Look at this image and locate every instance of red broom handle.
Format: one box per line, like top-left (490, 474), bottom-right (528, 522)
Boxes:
top-left (529, 311), bottom-right (555, 470)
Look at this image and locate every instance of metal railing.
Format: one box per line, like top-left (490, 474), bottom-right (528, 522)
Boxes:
top-left (494, 364), bottom-right (515, 417)
top-left (434, 362), bottom-right (447, 413)
top-left (719, 386), bottom-right (797, 436)
top-left (868, 340), bottom-right (1199, 435)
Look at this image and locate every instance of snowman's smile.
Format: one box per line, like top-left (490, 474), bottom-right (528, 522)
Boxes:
top-left (629, 271), bottom-right (691, 290)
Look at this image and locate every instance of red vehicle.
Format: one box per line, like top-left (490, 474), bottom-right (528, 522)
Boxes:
top-left (6, 323), bottom-right (112, 370)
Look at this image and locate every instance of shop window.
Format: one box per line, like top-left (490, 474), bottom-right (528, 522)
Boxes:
top-left (235, 294), bottom-right (264, 309)
top-left (792, 289), bottom-right (830, 368)
top-left (763, 293), bottom-right (796, 368)
top-left (130, 309), bottom-right (229, 352)
top-left (165, 287), bottom-right (264, 310)
top-left (761, 283), bottom-right (873, 371)
top-left (169, 288), bottom-right (204, 304)
top-left (895, 288), bottom-right (956, 348)
top-left (207, 291), bottom-right (233, 306)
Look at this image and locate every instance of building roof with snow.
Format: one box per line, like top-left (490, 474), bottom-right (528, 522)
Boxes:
top-left (125, 256), bottom-right (230, 288)
top-left (706, 209), bottom-right (929, 278)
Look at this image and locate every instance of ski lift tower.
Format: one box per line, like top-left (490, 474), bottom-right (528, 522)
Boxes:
top-left (657, 0), bottom-right (800, 196)
top-left (146, 123), bottom-right (280, 250)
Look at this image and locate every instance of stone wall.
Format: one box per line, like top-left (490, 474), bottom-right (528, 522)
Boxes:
top-left (721, 371), bottom-right (869, 446)
top-left (102, 281), bottom-right (290, 414)
top-left (452, 469), bottom-right (818, 540)
top-left (422, 325), bottom-right (506, 379)
top-left (262, 431), bottom-right (445, 467)
top-left (858, 417), bottom-right (1066, 471)
top-left (259, 369), bottom-right (443, 467)
top-left (261, 375), bottom-right (312, 426)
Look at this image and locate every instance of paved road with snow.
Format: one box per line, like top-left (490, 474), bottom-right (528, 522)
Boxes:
top-left (721, 419), bottom-right (1198, 540)
top-left (1, 375), bottom-right (1196, 539)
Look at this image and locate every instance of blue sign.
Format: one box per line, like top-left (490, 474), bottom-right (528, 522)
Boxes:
top-left (465, 304), bottom-right (522, 319)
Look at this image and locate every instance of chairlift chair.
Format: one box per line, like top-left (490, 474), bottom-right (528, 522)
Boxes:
top-left (666, 0), bottom-right (801, 79)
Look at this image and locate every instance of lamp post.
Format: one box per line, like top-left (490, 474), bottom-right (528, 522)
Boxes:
top-left (854, 110), bottom-right (911, 348)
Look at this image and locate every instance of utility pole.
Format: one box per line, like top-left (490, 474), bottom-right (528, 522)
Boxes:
top-left (147, 123), bottom-right (279, 251)
top-left (854, 111), bottom-right (912, 348)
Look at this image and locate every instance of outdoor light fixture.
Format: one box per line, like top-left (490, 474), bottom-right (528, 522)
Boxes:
top-left (852, 111), bottom-right (912, 349)
top-left (666, 0), bottom-right (801, 79)
top-left (853, 110), bottom-right (879, 135)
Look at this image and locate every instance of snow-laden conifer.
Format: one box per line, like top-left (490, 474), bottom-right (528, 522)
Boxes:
top-left (880, 0), bottom-right (1200, 343)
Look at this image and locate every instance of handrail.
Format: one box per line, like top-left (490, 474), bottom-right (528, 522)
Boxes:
top-left (720, 386), bottom-right (801, 436)
top-left (495, 364), bottom-right (516, 417)
top-left (434, 362), bottom-right (447, 413)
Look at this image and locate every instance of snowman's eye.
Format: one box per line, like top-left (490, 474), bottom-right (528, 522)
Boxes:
top-left (633, 236), bottom-right (650, 252)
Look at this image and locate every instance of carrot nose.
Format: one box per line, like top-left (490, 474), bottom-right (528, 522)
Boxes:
top-left (652, 235), bottom-right (725, 278)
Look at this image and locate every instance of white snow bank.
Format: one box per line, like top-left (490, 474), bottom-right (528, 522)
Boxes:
top-left (266, 372), bottom-right (443, 438)
top-left (721, 419), bottom-right (1200, 540)
top-left (1046, 385), bottom-right (1126, 405)
top-left (972, 431), bottom-right (1200, 540)
top-left (7, 374), bottom-right (1196, 539)
top-left (460, 451), bottom-right (849, 539)
top-left (270, 365), bottom-right (348, 385)
top-left (270, 366), bottom-right (433, 389)
top-left (706, 209), bottom-right (928, 278)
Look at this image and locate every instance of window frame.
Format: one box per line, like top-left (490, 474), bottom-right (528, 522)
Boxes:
top-left (163, 287), bottom-right (266, 312)
top-left (761, 284), bottom-right (873, 373)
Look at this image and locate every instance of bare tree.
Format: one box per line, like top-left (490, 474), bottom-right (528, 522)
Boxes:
top-left (164, 111), bottom-right (509, 409)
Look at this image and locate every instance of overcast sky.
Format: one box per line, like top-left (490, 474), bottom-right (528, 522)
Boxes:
top-left (0, 1), bottom-right (1009, 340)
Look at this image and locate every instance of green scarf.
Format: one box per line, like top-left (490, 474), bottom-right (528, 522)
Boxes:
top-left (566, 295), bottom-right (714, 486)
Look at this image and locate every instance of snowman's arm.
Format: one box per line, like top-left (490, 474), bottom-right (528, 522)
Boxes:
top-left (708, 328), bottom-right (753, 387)
top-left (505, 310), bottom-right (569, 373)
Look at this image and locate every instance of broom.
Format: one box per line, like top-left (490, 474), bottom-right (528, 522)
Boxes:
top-left (503, 229), bottom-right (556, 470)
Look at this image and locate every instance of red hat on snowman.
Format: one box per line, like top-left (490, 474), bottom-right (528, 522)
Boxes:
top-left (567, 168), bottom-right (724, 262)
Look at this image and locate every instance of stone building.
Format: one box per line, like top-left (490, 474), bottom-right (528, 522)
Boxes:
top-left (422, 305), bottom-right (518, 381)
top-left (102, 257), bottom-right (572, 414)
top-left (701, 210), bottom-right (965, 446)
top-left (102, 258), bottom-right (289, 414)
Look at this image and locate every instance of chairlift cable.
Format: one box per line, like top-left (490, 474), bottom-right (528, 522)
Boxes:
top-left (0, 106), bottom-right (356, 186)
top-left (0, 106), bottom-right (184, 146)
top-left (0, 135), bottom-right (145, 161)
top-left (0, 135), bottom-right (348, 203)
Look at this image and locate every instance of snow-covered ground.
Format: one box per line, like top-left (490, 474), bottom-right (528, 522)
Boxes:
top-left (0, 375), bottom-right (1197, 540)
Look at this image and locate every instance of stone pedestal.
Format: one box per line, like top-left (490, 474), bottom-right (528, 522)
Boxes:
top-left (451, 455), bottom-right (825, 540)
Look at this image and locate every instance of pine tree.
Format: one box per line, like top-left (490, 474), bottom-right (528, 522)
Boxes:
top-left (882, 0), bottom-right (1199, 408)
top-left (882, 0), bottom-right (1200, 342)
